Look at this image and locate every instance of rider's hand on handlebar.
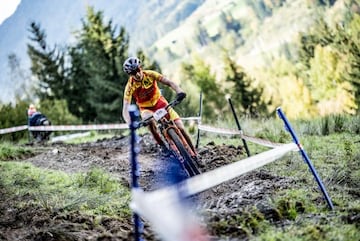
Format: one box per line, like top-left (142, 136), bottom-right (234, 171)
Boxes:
top-left (176, 92), bottom-right (186, 103)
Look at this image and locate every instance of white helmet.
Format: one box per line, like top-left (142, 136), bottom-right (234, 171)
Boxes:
top-left (123, 57), bottom-right (141, 75)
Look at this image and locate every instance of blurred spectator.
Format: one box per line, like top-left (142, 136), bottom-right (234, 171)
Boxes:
top-left (27, 104), bottom-right (37, 117)
top-left (27, 104), bottom-right (52, 142)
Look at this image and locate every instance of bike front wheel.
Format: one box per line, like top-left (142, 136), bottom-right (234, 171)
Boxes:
top-left (167, 128), bottom-right (201, 177)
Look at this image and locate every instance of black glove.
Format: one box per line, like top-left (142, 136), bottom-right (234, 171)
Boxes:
top-left (176, 92), bottom-right (186, 102)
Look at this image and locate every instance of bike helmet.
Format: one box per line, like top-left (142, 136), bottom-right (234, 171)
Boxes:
top-left (123, 57), bottom-right (141, 75)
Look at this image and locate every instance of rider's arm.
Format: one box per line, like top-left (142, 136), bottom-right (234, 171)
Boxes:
top-left (122, 100), bottom-right (131, 125)
top-left (122, 81), bottom-right (132, 125)
top-left (159, 76), bottom-right (184, 94)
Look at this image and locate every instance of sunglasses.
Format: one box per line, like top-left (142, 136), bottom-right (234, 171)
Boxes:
top-left (129, 68), bottom-right (140, 76)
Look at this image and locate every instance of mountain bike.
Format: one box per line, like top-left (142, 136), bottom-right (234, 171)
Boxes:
top-left (139, 99), bottom-right (201, 177)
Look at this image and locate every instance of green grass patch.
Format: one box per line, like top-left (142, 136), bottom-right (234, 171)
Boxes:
top-left (0, 142), bottom-right (33, 161)
top-left (256, 222), bottom-right (359, 241)
top-left (0, 161), bottom-right (131, 218)
top-left (196, 114), bottom-right (360, 240)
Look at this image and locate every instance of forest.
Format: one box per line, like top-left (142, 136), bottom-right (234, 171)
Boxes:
top-left (0, 0), bottom-right (359, 141)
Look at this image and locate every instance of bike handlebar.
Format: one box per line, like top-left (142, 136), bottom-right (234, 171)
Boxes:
top-left (137, 99), bottom-right (181, 128)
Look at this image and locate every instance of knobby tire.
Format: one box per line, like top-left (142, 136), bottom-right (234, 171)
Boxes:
top-left (167, 128), bottom-right (201, 177)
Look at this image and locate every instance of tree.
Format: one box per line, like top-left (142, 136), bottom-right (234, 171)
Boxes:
top-left (194, 20), bottom-right (209, 47)
top-left (245, 0), bottom-right (272, 21)
top-left (181, 57), bottom-right (225, 121)
top-left (309, 45), bottom-right (357, 115)
top-left (0, 100), bottom-right (29, 142)
top-left (7, 53), bottom-right (33, 101)
top-left (69, 7), bottom-right (130, 123)
top-left (27, 22), bottom-right (67, 101)
top-left (255, 56), bottom-right (316, 119)
top-left (27, 6), bottom-right (165, 123)
top-left (298, 18), bottom-right (334, 70)
top-left (340, 12), bottom-right (360, 111)
top-left (297, 6), bottom-right (360, 114)
top-left (224, 56), bottom-right (269, 117)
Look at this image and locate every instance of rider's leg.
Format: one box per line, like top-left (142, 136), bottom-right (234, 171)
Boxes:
top-left (148, 120), bottom-right (166, 147)
top-left (141, 110), bottom-right (166, 148)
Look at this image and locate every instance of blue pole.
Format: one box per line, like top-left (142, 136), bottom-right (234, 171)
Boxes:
top-left (276, 107), bottom-right (334, 210)
top-left (129, 105), bottom-right (144, 241)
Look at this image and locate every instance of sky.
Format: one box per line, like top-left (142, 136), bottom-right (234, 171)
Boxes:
top-left (0, 0), bottom-right (21, 25)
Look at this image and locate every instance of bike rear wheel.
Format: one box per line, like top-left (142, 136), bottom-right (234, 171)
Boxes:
top-left (167, 128), bottom-right (201, 177)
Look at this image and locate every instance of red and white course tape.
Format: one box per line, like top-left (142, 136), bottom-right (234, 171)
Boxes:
top-left (28, 123), bottom-right (129, 131)
top-left (0, 125), bottom-right (28, 135)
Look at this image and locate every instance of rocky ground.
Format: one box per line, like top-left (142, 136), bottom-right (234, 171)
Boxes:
top-left (0, 134), bottom-right (298, 241)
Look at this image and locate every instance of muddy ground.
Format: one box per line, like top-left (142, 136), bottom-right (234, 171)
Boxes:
top-left (0, 134), bottom-right (298, 241)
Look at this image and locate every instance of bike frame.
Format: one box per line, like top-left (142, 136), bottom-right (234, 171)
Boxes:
top-left (140, 101), bottom-right (196, 161)
top-left (158, 116), bottom-right (197, 160)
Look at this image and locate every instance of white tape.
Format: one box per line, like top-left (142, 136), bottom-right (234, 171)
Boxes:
top-left (131, 188), bottom-right (197, 241)
top-left (132, 143), bottom-right (297, 204)
top-left (186, 142), bottom-right (297, 195)
top-left (2, 117), bottom-right (280, 150)
top-left (198, 124), bottom-right (283, 148)
top-left (28, 123), bottom-right (129, 131)
top-left (198, 124), bottom-right (241, 135)
top-left (180, 116), bottom-right (201, 121)
top-left (0, 125), bottom-right (28, 135)
top-left (131, 143), bottom-right (297, 241)
top-left (241, 135), bottom-right (284, 148)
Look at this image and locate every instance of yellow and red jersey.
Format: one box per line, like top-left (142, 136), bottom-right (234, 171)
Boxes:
top-left (123, 70), bottom-right (163, 108)
top-left (123, 70), bottom-right (180, 121)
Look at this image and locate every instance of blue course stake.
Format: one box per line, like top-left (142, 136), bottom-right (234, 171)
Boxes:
top-left (276, 107), bottom-right (334, 210)
top-left (129, 105), bottom-right (144, 241)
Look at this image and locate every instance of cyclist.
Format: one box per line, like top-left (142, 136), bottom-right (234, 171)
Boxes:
top-left (122, 56), bottom-right (196, 155)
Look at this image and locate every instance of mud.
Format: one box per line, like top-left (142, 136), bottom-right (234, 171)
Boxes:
top-left (0, 134), bottom-right (296, 241)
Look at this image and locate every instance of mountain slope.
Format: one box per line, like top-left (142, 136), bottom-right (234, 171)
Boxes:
top-left (149, 0), bottom-right (316, 78)
top-left (0, 0), bottom-right (204, 103)
top-left (0, 0), bottom-right (342, 106)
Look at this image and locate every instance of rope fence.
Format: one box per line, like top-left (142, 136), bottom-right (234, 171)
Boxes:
top-left (197, 124), bottom-right (284, 148)
top-left (1, 119), bottom-right (286, 149)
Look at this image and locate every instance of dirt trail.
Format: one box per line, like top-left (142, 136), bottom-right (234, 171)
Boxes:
top-left (0, 134), bottom-right (296, 241)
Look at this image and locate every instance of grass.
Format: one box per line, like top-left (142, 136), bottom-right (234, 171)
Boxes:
top-left (196, 114), bottom-right (360, 240)
top-left (0, 161), bottom-right (131, 218)
top-left (0, 142), bottom-right (33, 161)
top-left (0, 113), bottom-right (359, 240)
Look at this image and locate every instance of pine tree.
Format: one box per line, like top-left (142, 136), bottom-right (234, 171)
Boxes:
top-left (297, 6), bottom-right (360, 114)
top-left (7, 53), bottom-right (33, 101)
top-left (340, 13), bottom-right (360, 111)
top-left (181, 57), bottom-right (225, 121)
top-left (70, 7), bottom-right (129, 123)
top-left (27, 22), bottom-right (67, 101)
top-left (224, 56), bottom-right (269, 117)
